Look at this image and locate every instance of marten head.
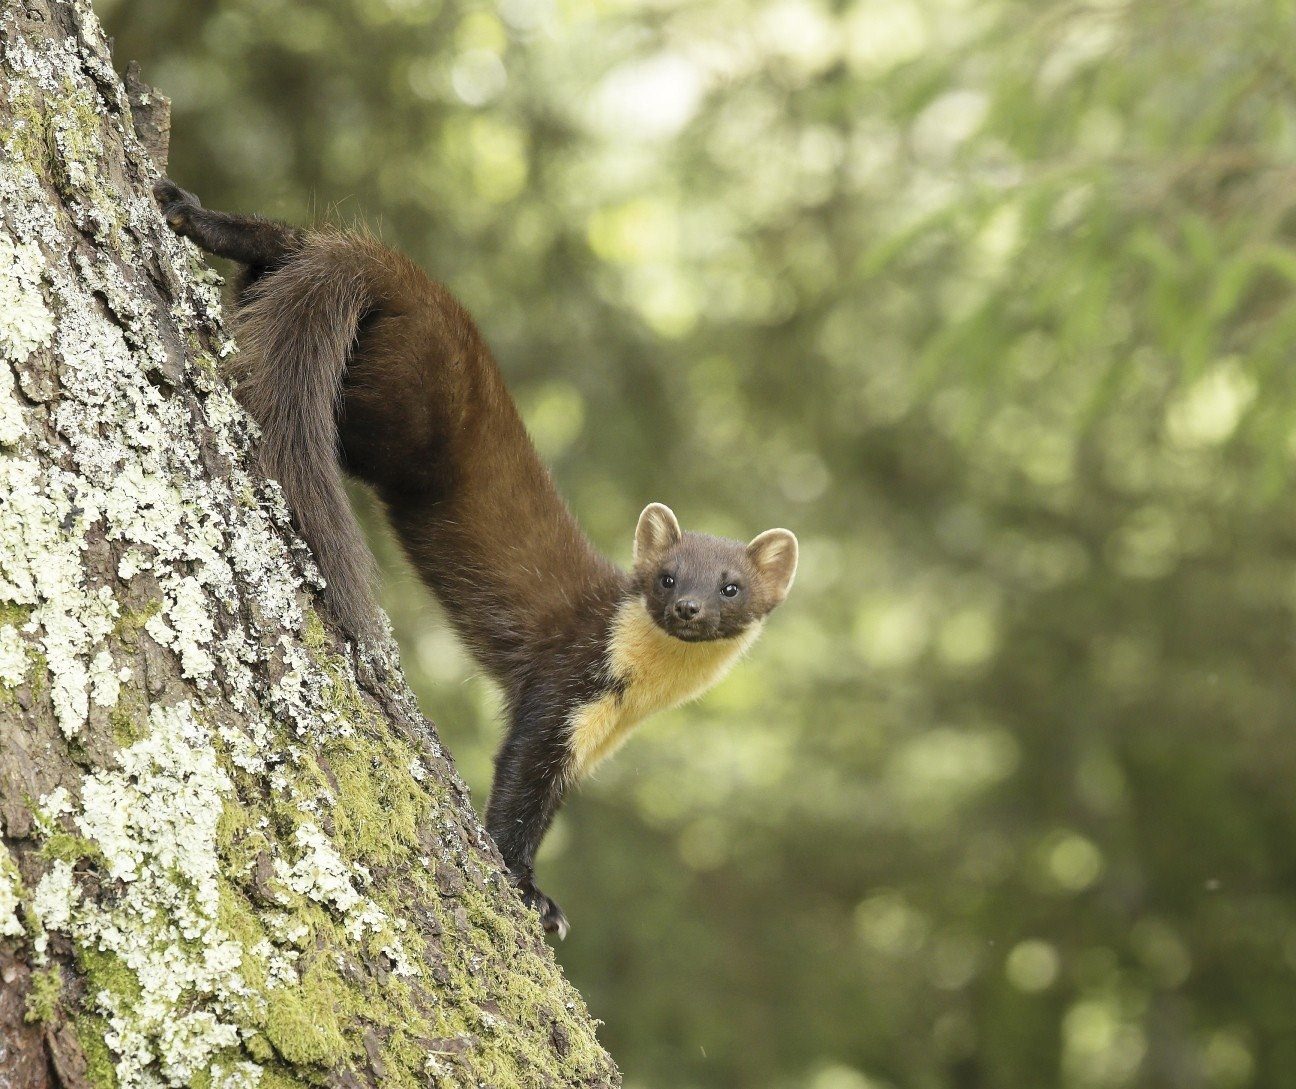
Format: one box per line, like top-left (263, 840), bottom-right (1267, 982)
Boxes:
top-left (632, 503), bottom-right (798, 643)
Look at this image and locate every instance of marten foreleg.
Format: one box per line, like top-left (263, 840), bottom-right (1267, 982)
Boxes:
top-left (485, 698), bottom-right (574, 938)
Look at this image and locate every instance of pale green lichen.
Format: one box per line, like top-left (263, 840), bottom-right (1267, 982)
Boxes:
top-left (0, 234), bottom-right (53, 368)
top-left (89, 647), bottom-right (130, 708)
top-left (0, 622), bottom-right (31, 687)
top-left (0, 844), bottom-right (25, 937)
top-left (31, 705), bottom-right (255, 1084)
top-left (0, 360), bottom-right (28, 446)
top-left (0, 229), bottom-right (121, 738)
top-left (144, 578), bottom-right (216, 681)
top-left (30, 858), bottom-right (77, 954)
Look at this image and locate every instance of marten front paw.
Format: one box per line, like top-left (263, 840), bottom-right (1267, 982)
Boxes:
top-left (517, 877), bottom-right (569, 940)
top-left (153, 178), bottom-right (200, 233)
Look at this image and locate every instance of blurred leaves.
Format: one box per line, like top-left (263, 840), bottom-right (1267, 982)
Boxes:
top-left (103, 0), bottom-right (1296, 1085)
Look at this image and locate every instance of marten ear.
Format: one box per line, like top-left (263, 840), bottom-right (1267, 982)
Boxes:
top-left (635, 503), bottom-right (682, 566)
top-left (747, 528), bottom-right (798, 606)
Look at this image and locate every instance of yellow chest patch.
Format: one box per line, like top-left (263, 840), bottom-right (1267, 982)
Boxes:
top-left (567, 599), bottom-right (760, 778)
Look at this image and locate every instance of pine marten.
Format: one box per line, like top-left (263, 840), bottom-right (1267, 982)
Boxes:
top-left (154, 180), bottom-right (798, 937)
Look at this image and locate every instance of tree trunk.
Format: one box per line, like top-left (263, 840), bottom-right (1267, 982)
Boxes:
top-left (0, 4), bottom-right (619, 1087)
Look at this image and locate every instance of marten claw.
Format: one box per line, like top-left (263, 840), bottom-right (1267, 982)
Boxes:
top-left (541, 900), bottom-right (570, 941)
top-left (518, 878), bottom-right (570, 940)
top-left (152, 178), bottom-right (199, 231)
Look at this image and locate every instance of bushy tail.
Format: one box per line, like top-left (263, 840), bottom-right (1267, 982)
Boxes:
top-left (230, 235), bottom-right (379, 640)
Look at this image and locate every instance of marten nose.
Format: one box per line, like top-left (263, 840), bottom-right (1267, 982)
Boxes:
top-left (674, 599), bottom-right (701, 621)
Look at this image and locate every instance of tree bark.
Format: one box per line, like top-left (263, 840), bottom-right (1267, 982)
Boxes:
top-left (0, 4), bottom-right (619, 1087)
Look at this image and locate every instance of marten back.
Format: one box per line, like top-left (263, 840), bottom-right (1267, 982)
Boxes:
top-left (236, 232), bottom-right (627, 682)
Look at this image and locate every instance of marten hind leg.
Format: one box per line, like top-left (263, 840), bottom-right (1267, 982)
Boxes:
top-left (154, 179), bottom-right (305, 294)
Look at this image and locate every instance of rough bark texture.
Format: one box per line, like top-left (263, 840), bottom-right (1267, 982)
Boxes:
top-left (0, 4), bottom-right (619, 1087)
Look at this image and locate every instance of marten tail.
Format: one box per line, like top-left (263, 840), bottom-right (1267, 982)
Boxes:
top-left (232, 236), bottom-right (380, 640)
top-left (153, 180), bottom-right (379, 637)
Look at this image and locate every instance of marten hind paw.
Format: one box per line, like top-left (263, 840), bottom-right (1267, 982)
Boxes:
top-left (152, 178), bottom-right (200, 232)
top-left (519, 879), bottom-right (570, 940)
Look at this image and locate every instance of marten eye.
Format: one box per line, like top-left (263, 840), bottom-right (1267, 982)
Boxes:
top-left (721, 583), bottom-right (740, 598)
top-left (660, 573), bottom-right (675, 589)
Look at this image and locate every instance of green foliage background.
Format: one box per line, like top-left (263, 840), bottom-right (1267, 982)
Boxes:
top-left (102, 0), bottom-right (1296, 1085)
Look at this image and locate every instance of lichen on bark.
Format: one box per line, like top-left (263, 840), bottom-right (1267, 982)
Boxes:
top-left (0, 4), bottom-right (618, 1087)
